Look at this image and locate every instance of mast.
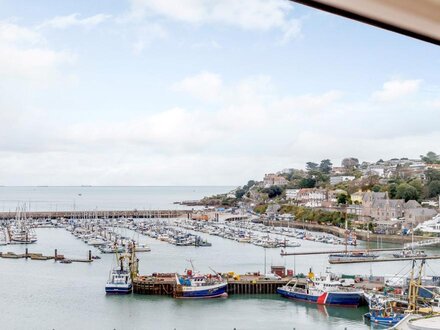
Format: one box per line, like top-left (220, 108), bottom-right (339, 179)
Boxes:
top-left (344, 213), bottom-right (348, 255)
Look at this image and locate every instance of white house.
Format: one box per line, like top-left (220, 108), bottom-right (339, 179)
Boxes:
top-left (330, 176), bottom-right (355, 185)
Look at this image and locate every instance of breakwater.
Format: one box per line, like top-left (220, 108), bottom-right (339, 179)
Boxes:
top-left (0, 209), bottom-right (191, 220)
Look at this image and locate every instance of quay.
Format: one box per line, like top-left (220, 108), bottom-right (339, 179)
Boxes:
top-left (280, 247), bottom-right (407, 256)
top-left (263, 220), bottom-right (429, 244)
top-left (329, 255), bottom-right (440, 264)
top-left (0, 248), bottom-right (94, 263)
top-left (133, 274), bottom-right (290, 296)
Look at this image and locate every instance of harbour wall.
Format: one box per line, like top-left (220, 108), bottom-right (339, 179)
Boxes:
top-left (262, 220), bottom-right (427, 245)
top-left (0, 209), bottom-right (191, 220)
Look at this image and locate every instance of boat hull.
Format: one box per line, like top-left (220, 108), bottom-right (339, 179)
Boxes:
top-left (176, 283), bottom-right (228, 299)
top-left (364, 312), bottom-right (404, 325)
top-left (277, 288), bottom-right (362, 307)
top-left (105, 284), bottom-right (132, 294)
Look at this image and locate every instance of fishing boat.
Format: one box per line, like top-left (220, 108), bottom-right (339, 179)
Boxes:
top-left (105, 267), bottom-right (132, 294)
top-left (174, 262), bottom-right (227, 299)
top-left (328, 252), bottom-right (379, 263)
top-left (393, 249), bottom-right (426, 258)
top-left (105, 244), bottom-right (137, 294)
top-left (194, 236), bottom-right (212, 247)
top-left (363, 295), bottom-right (405, 326)
top-left (135, 243), bottom-right (151, 252)
top-left (329, 218), bottom-right (376, 263)
top-left (277, 273), bottom-right (363, 306)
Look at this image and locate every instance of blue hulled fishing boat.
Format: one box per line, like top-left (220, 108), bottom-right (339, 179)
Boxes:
top-left (105, 243), bottom-right (137, 294)
top-left (277, 274), bottom-right (363, 307)
top-left (174, 263), bottom-right (228, 299)
top-left (105, 268), bottom-right (132, 294)
top-left (363, 295), bottom-right (405, 326)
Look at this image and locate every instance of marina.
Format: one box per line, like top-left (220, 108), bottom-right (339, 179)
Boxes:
top-left (0, 188), bottom-right (440, 330)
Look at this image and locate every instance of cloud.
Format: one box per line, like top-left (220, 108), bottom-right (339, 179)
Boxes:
top-left (0, 73), bottom-right (438, 185)
top-left (127, 0), bottom-right (302, 42)
top-left (38, 13), bottom-right (112, 30)
top-left (173, 71), bottom-right (223, 101)
top-left (132, 22), bottom-right (168, 54)
top-left (0, 20), bottom-right (41, 44)
top-left (275, 90), bottom-right (343, 111)
top-left (372, 79), bottom-right (422, 102)
top-left (0, 21), bottom-right (76, 84)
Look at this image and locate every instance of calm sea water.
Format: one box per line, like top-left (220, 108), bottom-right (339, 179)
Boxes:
top-left (0, 228), bottom-right (371, 330)
top-left (0, 186), bottom-right (235, 211)
top-left (1, 187), bottom-right (439, 329)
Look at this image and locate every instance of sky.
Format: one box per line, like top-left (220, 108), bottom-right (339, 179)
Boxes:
top-left (0, 0), bottom-right (439, 186)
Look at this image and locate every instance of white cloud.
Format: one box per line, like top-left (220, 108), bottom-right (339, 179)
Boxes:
top-left (38, 13), bottom-right (112, 29)
top-left (132, 22), bottom-right (168, 54)
top-left (372, 79), bottom-right (421, 102)
top-left (0, 74), bottom-right (438, 185)
top-left (275, 90), bottom-right (343, 111)
top-left (0, 20), bottom-right (76, 84)
top-left (173, 71), bottom-right (223, 101)
top-left (128, 0), bottom-right (302, 42)
top-left (0, 20), bottom-right (41, 44)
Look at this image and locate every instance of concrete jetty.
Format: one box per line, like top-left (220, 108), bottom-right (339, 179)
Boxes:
top-left (133, 274), bottom-right (290, 296)
top-left (0, 248), bottom-right (94, 263)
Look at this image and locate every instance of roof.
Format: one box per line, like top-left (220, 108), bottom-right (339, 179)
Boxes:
top-left (290, 0), bottom-right (440, 46)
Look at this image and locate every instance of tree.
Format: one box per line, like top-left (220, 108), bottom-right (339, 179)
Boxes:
top-left (235, 188), bottom-right (246, 199)
top-left (428, 180), bottom-right (440, 198)
top-left (396, 183), bottom-right (419, 202)
top-left (388, 183), bottom-right (397, 199)
top-left (408, 179), bottom-right (423, 198)
top-left (299, 178), bottom-right (316, 188)
top-left (337, 193), bottom-right (349, 205)
top-left (263, 186), bottom-right (283, 198)
top-left (426, 169), bottom-right (440, 183)
top-left (342, 157), bottom-right (359, 169)
top-left (243, 180), bottom-right (256, 190)
top-left (306, 162), bottom-right (319, 172)
top-left (372, 184), bottom-right (381, 192)
top-left (421, 151), bottom-right (440, 164)
top-left (319, 159), bottom-right (333, 174)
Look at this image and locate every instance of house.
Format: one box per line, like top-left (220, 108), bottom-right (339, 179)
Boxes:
top-left (365, 165), bottom-right (385, 177)
top-left (331, 167), bottom-right (346, 175)
top-left (285, 189), bottom-right (300, 200)
top-left (297, 188), bottom-right (328, 208)
top-left (330, 176), bottom-right (355, 185)
top-left (361, 192), bottom-right (404, 221)
top-left (404, 208), bottom-right (437, 226)
top-left (361, 191), bottom-right (436, 223)
top-left (347, 204), bottom-right (362, 216)
top-left (351, 191), bottom-right (364, 204)
top-left (263, 174), bottom-right (289, 188)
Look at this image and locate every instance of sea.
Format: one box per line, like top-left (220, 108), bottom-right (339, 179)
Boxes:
top-left (0, 186), bottom-right (437, 330)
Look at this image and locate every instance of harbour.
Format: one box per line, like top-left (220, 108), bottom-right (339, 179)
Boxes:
top-left (1, 187), bottom-right (440, 329)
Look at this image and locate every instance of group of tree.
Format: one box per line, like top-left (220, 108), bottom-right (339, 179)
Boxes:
top-left (342, 157), bottom-right (359, 170)
top-left (421, 151), bottom-right (440, 164)
top-left (279, 204), bottom-right (349, 227)
top-left (235, 180), bottom-right (256, 199)
top-left (262, 185), bottom-right (283, 198)
top-left (426, 168), bottom-right (440, 198)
